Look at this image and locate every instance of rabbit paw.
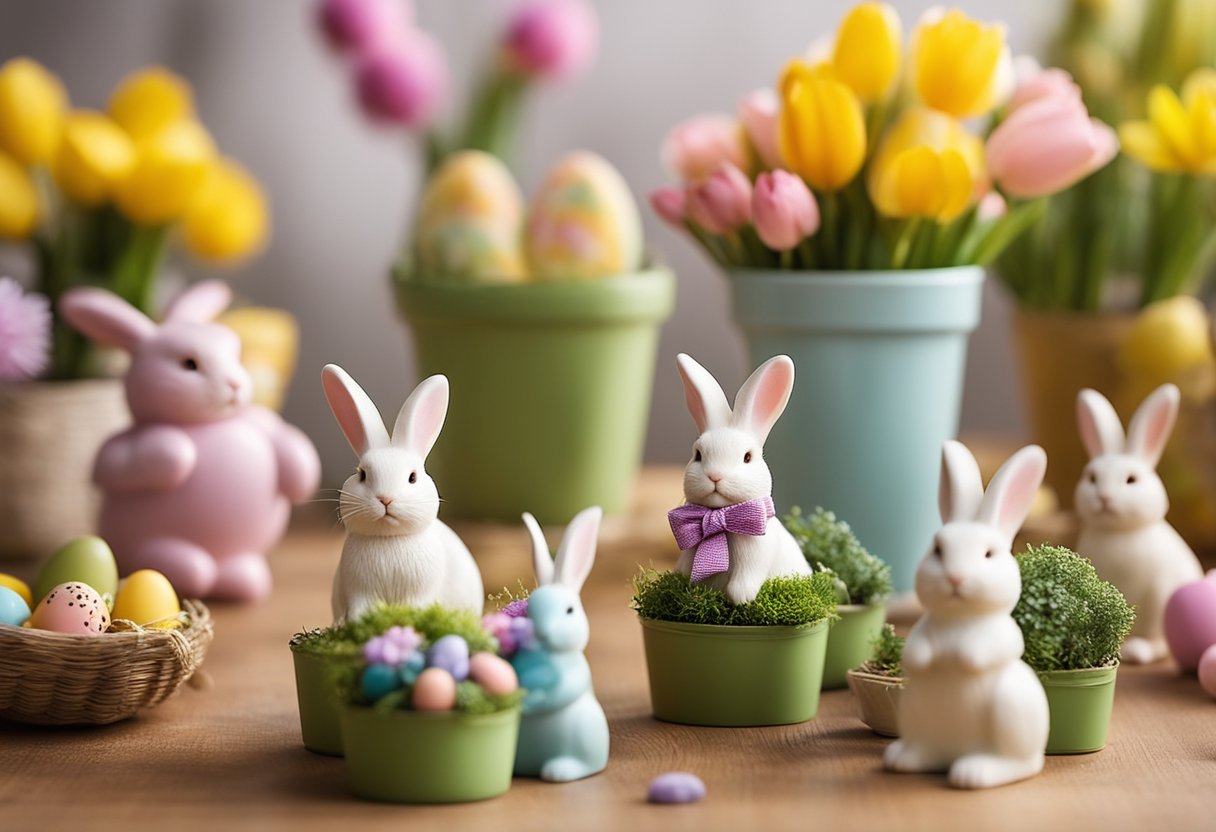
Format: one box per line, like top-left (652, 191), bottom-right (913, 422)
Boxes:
top-left (211, 553), bottom-right (272, 601)
top-left (1121, 637), bottom-right (1166, 665)
top-left (948, 754), bottom-right (1041, 790)
top-left (132, 538), bottom-right (217, 598)
top-left (884, 740), bottom-right (946, 773)
top-left (540, 756), bottom-right (596, 783)
top-left (723, 580), bottom-right (759, 606)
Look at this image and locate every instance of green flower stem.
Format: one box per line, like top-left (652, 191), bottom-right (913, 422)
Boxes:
top-left (890, 218), bottom-right (921, 270)
top-left (459, 71), bottom-right (527, 165)
top-left (109, 224), bottom-right (170, 316)
top-left (820, 191), bottom-right (840, 268)
top-left (798, 237), bottom-right (818, 270)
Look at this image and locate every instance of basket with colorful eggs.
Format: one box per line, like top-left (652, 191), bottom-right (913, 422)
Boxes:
top-left (0, 536), bottom-right (212, 725)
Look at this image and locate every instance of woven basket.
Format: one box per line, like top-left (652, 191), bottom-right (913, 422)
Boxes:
top-left (0, 599), bottom-right (213, 725)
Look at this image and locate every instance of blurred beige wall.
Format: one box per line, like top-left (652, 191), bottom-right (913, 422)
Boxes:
top-left (0, 0), bottom-right (1061, 482)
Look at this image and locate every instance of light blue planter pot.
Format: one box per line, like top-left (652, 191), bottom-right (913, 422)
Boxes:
top-left (729, 267), bottom-right (984, 592)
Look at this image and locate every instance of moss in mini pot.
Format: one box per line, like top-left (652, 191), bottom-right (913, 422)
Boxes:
top-left (1012, 545), bottom-right (1135, 672)
top-left (860, 624), bottom-right (905, 677)
top-left (783, 507), bottom-right (892, 605)
top-left (631, 569), bottom-right (838, 627)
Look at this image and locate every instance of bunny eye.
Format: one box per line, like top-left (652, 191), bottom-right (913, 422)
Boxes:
top-left (933, 543), bottom-right (942, 558)
top-left (1126, 474), bottom-right (1137, 484)
top-left (181, 357), bottom-right (199, 371)
top-left (744, 451), bottom-right (753, 464)
top-left (694, 449), bottom-right (702, 463)
top-left (985, 549), bottom-right (995, 559)
top-left (566, 606), bottom-right (575, 615)
top-left (1089, 471), bottom-right (1098, 484)
top-left (357, 468), bottom-right (366, 482)
top-left (408, 471), bottom-right (417, 484)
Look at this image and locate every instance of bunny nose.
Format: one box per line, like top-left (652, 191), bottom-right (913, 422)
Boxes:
top-left (707, 473), bottom-right (723, 483)
top-left (947, 574), bottom-right (964, 589)
top-left (226, 378), bottom-right (242, 392)
top-left (377, 496), bottom-right (393, 507)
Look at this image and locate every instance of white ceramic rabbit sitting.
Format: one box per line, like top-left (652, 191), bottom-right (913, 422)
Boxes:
top-left (510, 507), bottom-right (610, 782)
top-left (885, 441), bottom-right (1049, 790)
top-left (322, 364), bottom-right (483, 623)
top-left (1075, 384), bottom-right (1202, 664)
top-left (669, 353), bottom-right (811, 605)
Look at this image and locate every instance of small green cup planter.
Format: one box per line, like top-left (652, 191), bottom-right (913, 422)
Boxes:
top-left (1038, 664), bottom-right (1120, 754)
top-left (290, 646), bottom-right (345, 756)
top-left (825, 603), bottom-right (888, 689)
top-left (633, 570), bottom-right (837, 727)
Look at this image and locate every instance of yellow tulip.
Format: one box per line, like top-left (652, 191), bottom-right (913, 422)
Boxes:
top-left (911, 8), bottom-right (1012, 119)
top-left (1119, 69), bottom-right (1216, 175)
top-left (113, 120), bottom-right (216, 225)
top-left (778, 61), bottom-right (866, 192)
top-left (0, 58), bottom-right (67, 166)
top-left (0, 151), bottom-right (38, 238)
top-left (832, 3), bottom-right (903, 103)
top-left (53, 111), bottom-right (137, 207)
top-left (869, 107), bottom-right (981, 221)
top-left (181, 158), bottom-right (269, 263)
top-left (108, 67), bottom-right (194, 141)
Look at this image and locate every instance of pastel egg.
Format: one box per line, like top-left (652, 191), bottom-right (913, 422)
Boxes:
top-left (0, 573), bottom-right (32, 607)
top-left (525, 150), bottom-right (643, 281)
top-left (426, 634), bottom-right (470, 681)
top-left (29, 582), bottom-right (110, 636)
top-left (361, 664), bottom-right (401, 702)
top-left (469, 651), bottom-right (519, 695)
top-left (34, 536), bottom-right (118, 606)
top-left (647, 772), bottom-right (707, 804)
top-left (0, 586), bottom-right (31, 627)
top-left (112, 569), bottom-right (181, 629)
top-left (399, 651), bottom-right (426, 685)
top-left (411, 667), bottom-right (457, 711)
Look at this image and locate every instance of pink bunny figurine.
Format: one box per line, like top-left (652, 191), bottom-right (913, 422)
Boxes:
top-left (60, 281), bottom-right (321, 601)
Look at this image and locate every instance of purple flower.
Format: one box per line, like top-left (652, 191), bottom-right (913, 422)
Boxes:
top-left (317, 0), bottom-right (412, 54)
top-left (362, 625), bottom-right (422, 665)
top-left (355, 28), bottom-right (449, 127)
top-left (0, 278), bottom-right (50, 381)
top-left (483, 608), bottom-right (535, 657)
top-left (503, 598), bottom-right (529, 618)
top-left (501, 0), bottom-right (599, 82)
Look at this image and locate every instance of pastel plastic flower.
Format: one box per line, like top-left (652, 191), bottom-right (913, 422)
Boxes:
top-left (752, 170), bottom-right (820, 251)
top-left (181, 158), bottom-right (269, 263)
top-left (0, 277), bottom-right (51, 380)
top-left (108, 67), bottom-right (195, 142)
top-left (988, 96), bottom-right (1118, 199)
top-left (648, 187), bottom-right (687, 228)
top-left (318, 0), bottom-right (412, 53)
top-left (0, 57), bottom-right (68, 166)
top-left (0, 152), bottom-right (39, 239)
top-left (53, 111), bottom-right (137, 207)
top-left (661, 114), bottom-right (750, 183)
top-left (355, 30), bottom-right (449, 127)
top-left (778, 61), bottom-right (866, 192)
top-left (502, 0), bottom-right (599, 82)
top-left (868, 107), bottom-right (984, 219)
top-left (832, 2), bottom-right (903, 103)
top-left (685, 162), bottom-right (753, 235)
top-left (737, 88), bottom-right (781, 169)
top-left (911, 7), bottom-right (1013, 119)
top-left (113, 120), bottom-right (217, 226)
top-left (1119, 69), bottom-right (1216, 175)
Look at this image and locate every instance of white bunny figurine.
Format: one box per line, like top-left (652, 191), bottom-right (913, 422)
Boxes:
top-left (669, 353), bottom-right (811, 605)
top-left (885, 441), bottom-right (1049, 790)
top-left (1074, 384), bottom-right (1202, 664)
top-left (510, 507), bottom-right (610, 782)
top-left (322, 364), bottom-right (484, 623)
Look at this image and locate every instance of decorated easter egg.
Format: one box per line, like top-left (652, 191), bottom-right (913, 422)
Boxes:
top-left (1164, 571), bottom-right (1216, 672)
top-left (1198, 644), bottom-right (1216, 699)
top-left (525, 150), bottom-right (643, 281)
top-left (29, 582), bottom-right (110, 636)
top-left (413, 150), bottom-right (527, 283)
top-left (112, 569), bottom-right (181, 629)
top-left (411, 667), bottom-right (457, 711)
top-left (647, 772), bottom-right (706, 804)
top-left (469, 651), bottom-right (519, 695)
top-left (426, 634), bottom-right (470, 681)
top-left (399, 651), bottom-right (426, 685)
top-left (361, 663), bottom-right (401, 701)
top-left (34, 536), bottom-right (118, 606)
top-left (0, 573), bottom-right (32, 607)
top-left (0, 586), bottom-right (31, 627)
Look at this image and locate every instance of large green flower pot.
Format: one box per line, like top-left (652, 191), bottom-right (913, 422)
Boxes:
top-left (1039, 664), bottom-right (1119, 754)
top-left (395, 270), bottom-right (675, 523)
top-left (729, 268), bottom-right (984, 592)
top-left (639, 618), bottom-right (829, 726)
top-left (822, 602), bottom-right (887, 690)
top-left (290, 647), bottom-right (344, 756)
top-left (341, 706), bottom-right (521, 803)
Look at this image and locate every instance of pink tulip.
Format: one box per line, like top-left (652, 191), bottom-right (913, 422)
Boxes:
top-left (318, 0), bottom-right (412, 53)
top-left (977, 191), bottom-right (1007, 221)
top-left (738, 88), bottom-right (781, 169)
top-left (752, 170), bottom-right (819, 251)
top-left (649, 187), bottom-right (687, 228)
top-left (685, 163), bottom-right (752, 235)
top-left (987, 96), bottom-right (1118, 199)
top-left (502, 0), bottom-right (599, 82)
top-left (1008, 57), bottom-right (1080, 113)
top-left (355, 29), bottom-right (449, 127)
top-left (662, 114), bottom-right (749, 183)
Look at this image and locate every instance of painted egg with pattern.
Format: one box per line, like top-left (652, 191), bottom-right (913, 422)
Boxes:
top-left (33, 536), bottom-right (118, 607)
top-left (112, 569), bottom-right (181, 628)
top-left (29, 582), bottom-right (110, 635)
top-left (0, 586), bottom-right (30, 627)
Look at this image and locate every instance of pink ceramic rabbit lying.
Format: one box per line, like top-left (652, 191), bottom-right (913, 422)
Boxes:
top-left (60, 281), bottom-right (320, 601)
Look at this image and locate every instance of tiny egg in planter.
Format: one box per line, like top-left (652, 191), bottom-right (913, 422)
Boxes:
top-left (30, 582), bottom-right (110, 635)
top-left (412, 667), bottom-right (458, 711)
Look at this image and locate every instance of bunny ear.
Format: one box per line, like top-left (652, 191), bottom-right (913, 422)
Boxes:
top-left (522, 512), bottom-right (555, 587)
top-left (553, 506), bottom-right (602, 592)
top-left (59, 287), bottom-right (156, 352)
top-left (732, 355), bottom-right (795, 444)
top-left (977, 445), bottom-right (1047, 542)
top-left (391, 374), bottom-right (449, 458)
top-left (1076, 388), bottom-right (1125, 459)
top-left (939, 440), bottom-right (984, 524)
top-left (163, 280), bottom-right (232, 324)
top-left (321, 364), bottom-right (389, 456)
top-left (1126, 384), bottom-right (1179, 467)
top-left (676, 353), bottom-right (732, 433)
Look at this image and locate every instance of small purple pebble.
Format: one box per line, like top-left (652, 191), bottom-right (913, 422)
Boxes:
top-left (647, 772), bottom-right (706, 805)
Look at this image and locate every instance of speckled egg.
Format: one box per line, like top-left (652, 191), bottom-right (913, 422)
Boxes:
top-left (112, 569), bottom-right (181, 629)
top-left (0, 586), bottom-right (31, 627)
top-left (29, 582), bottom-right (110, 636)
top-left (525, 151), bottom-right (643, 281)
top-left (469, 651), bottom-right (519, 695)
top-left (0, 573), bottom-right (32, 607)
top-left (411, 667), bottom-right (457, 711)
top-left (34, 536), bottom-right (118, 607)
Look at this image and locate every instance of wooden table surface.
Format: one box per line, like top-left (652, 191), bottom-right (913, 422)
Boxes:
top-left (3, 466), bottom-right (1215, 832)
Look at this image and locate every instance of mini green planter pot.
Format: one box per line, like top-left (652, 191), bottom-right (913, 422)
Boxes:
top-left (290, 647), bottom-right (345, 757)
top-left (340, 706), bottom-right (521, 803)
top-left (395, 270), bottom-right (676, 524)
top-left (822, 603), bottom-right (887, 690)
top-left (1039, 664), bottom-right (1119, 755)
top-left (640, 618), bottom-right (829, 726)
